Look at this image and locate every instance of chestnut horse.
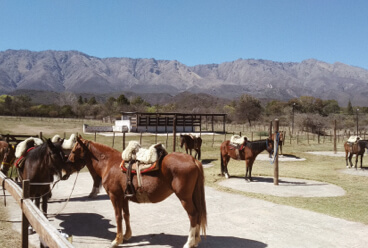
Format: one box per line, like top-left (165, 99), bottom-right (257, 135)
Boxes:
top-left (0, 141), bottom-right (16, 176)
top-left (220, 138), bottom-right (274, 181)
top-left (180, 134), bottom-right (202, 159)
top-left (19, 139), bottom-right (66, 216)
top-left (67, 136), bottom-right (207, 248)
top-left (344, 140), bottom-right (368, 169)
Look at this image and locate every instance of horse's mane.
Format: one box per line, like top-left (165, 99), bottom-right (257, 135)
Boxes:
top-left (89, 140), bottom-right (121, 154)
top-left (245, 139), bottom-right (268, 150)
top-left (25, 142), bottom-right (62, 176)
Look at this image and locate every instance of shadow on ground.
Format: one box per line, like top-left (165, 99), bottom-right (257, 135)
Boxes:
top-left (122, 233), bottom-right (266, 248)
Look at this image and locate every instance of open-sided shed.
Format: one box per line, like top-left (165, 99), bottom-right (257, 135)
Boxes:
top-left (117, 112), bottom-right (227, 133)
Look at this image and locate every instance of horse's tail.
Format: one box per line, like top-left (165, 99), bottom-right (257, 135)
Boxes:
top-left (193, 160), bottom-right (207, 236)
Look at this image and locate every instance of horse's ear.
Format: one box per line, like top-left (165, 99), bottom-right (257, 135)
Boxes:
top-left (76, 136), bottom-right (83, 145)
top-left (46, 138), bottom-right (57, 153)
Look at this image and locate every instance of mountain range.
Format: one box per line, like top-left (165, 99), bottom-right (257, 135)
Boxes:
top-left (1, 49), bottom-right (368, 106)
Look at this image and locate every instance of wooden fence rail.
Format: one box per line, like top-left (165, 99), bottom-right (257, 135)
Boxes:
top-left (0, 171), bottom-right (73, 248)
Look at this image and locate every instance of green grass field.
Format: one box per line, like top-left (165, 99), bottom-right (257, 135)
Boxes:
top-left (1, 116), bottom-right (368, 247)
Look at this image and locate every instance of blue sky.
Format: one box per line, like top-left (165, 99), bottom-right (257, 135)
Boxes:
top-left (1, 0), bottom-right (367, 69)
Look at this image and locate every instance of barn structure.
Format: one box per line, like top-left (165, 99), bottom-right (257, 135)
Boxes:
top-left (113, 112), bottom-right (227, 133)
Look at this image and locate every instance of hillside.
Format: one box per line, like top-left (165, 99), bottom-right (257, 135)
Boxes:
top-left (1, 49), bottom-right (368, 106)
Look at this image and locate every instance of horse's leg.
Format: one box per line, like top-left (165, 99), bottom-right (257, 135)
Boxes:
top-left (349, 153), bottom-right (354, 168)
top-left (345, 152), bottom-right (349, 168)
top-left (41, 194), bottom-right (48, 217)
top-left (87, 163), bottom-right (102, 198)
top-left (178, 194), bottom-right (198, 248)
top-left (359, 154), bottom-right (363, 169)
top-left (122, 198), bottom-right (132, 240)
top-left (110, 194), bottom-right (124, 247)
top-left (224, 156), bottom-right (231, 178)
top-left (354, 154), bottom-right (358, 169)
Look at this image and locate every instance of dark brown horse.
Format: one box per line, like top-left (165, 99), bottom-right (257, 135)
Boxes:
top-left (66, 136), bottom-right (207, 248)
top-left (344, 140), bottom-right (368, 169)
top-left (180, 134), bottom-right (202, 160)
top-left (0, 141), bottom-right (16, 176)
top-left (19, 139), bottom-right (66, 216)
top-left (220, 137), bottom-right (274, 181)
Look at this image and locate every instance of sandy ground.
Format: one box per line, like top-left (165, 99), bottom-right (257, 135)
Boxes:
top-left (3, 169), bottom-right (368, 248)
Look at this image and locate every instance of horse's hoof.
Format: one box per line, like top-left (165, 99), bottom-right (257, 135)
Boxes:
top-left (124, 230), bottom-right (132, 241)
top-left (111, 234), bottom-right (123, 247)
top-left (225, 173), bottom-right (230, 179)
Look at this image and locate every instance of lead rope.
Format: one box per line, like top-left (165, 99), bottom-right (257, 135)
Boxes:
top-left (269, 132), bottom-right (280, 164)
top-left (47, 171), bottom-right (80, 218)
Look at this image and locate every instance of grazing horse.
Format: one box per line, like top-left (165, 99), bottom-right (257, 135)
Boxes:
top-left (0, 141), bottom-right (16, 175)
top-left (180, 134), bottom-right (202, 159)
top-left (220, 138), bottom-right (274, 181)
top-left (18, 139), bottom-right (66, 216)
top-left (344, 140), bottom-right (368, 169)
top-left (67, 136), bottom-right (207, 248)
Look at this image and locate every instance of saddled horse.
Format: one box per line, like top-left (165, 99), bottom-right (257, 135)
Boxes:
top-left (180, 134), bottom-right (202, 159)
top-left (220, 137), bottom-right (274, 181)
top-left (18, 139), bottom-right (66, 216)
top-left (66, 136), bottom-right (207, 248)
top-left (0, 141), bottom-right (16, 176)
top-left (344, 140), bottom-right (368, 169)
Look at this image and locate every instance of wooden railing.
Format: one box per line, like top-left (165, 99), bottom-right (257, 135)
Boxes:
top-left (0, 172), bottom-right (73, 248)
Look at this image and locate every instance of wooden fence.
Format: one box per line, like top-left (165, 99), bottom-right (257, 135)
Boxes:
top-left (0, 172), bottom-right (73, 248)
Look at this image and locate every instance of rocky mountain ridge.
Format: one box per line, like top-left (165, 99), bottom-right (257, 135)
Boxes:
top-left (1, 49), bottom-right (368, 106)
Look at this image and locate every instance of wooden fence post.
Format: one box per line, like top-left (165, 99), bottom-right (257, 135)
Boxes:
top-left (334, 120), bottom-right (337, 154)
top-left (173, 115), bottom-right (177, 152)
top-left (22, 180), bottom-right (30, 248)
top-left (273, 119), bottom-right (279, 185)
top-left (122, 132), bottom-right (126, 151)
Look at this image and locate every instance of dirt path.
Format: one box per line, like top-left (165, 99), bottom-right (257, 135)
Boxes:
top-left (4, 172), bottom-right (368, 248)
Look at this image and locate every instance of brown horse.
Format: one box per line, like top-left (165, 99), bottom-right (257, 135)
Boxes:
top-left (344, 140), bottom-right (368, 169)
top-left (66, 136), bottom-right (207, 248)
top-left (0, 141), bottom-right (16, 176)
top-left (180, 134), bottom-right (202, 159)
top-left (272, 131), bottom-right (285, 155)
top-left (19, 139), bottom-right (66, 216)
top-left (220, 137), bottom-right (274, 181)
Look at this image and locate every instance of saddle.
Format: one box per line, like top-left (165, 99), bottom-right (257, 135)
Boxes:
top-left (15, 147), bottom-right (35, 168)
top-left (228, 135), bottom-right (248, 160)
top-left (120, 142), bottom-right (167, 198)
top-left (347, 136), bottom-right (360, 144)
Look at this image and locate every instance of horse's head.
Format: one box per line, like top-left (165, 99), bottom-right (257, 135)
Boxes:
top-left (46, 138), bottom-right (66, 178)
top-left (1, 144), bottom-right (15, 175)
top-left (266, 137), bottom-right (274, 158)
top-left (66, 135), bottom-right (91, 174)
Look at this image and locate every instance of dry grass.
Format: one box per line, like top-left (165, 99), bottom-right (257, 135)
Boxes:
top-left (1, 116), bottom-right (368, 247)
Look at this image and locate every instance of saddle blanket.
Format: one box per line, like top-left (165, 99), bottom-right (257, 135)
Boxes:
top-left (120, 160), bottom-right (159, 174)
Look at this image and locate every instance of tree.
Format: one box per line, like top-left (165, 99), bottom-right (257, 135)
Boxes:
top-left (346, 100), bottom-right (354, 115)
top-left (235, 94), bottom-right (263, 126)
top-left (88, 97), bottom-right (97, 105)
top-left (117, 94), bottom-right (130, 106)
top-left (78, 96), bottom-right (84, 105)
